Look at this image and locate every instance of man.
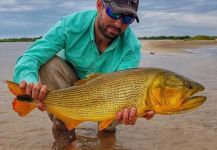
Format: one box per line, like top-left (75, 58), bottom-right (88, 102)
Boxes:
top-left (13, 0), bottom-right (154, 149)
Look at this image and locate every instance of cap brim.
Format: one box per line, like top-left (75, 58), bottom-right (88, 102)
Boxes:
top-left (107, 3), bottom-right (139, 23)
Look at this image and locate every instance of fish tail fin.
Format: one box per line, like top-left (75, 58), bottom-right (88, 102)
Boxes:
top-left (6, 80), bottom-right (36, 116)
top-left (12, 99), bottom-right (36, 117)
top-left (6, 80), bottom-right (26, 96)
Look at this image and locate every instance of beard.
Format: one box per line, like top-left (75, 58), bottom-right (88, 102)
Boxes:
top-left (97, 18), bottom-right (121, 40)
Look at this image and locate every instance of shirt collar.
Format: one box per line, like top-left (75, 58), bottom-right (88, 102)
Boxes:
top-left (90, 17), bottom-right (120, 52)
top-left (90, 17), bottom-right (96, 42)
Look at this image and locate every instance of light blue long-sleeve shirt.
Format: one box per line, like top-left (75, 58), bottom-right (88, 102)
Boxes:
top-left (13, 10), bottom-right (141, 83)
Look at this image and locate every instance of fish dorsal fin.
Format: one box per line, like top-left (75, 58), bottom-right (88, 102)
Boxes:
top-left (6, 80), bottom-right (26, 96)
top-left (74, 73), bottom-right (103, 86)
top-left (47, 107), bottom-right (83, 130)
top-left (99, 119), bottom-right (113, 131)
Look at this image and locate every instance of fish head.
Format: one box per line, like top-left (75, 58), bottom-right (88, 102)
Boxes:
top-left (147, 71), bottom-right (206, 114)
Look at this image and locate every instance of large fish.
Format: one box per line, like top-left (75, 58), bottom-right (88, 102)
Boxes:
top-left (7, 68), bottom-right (206, 131)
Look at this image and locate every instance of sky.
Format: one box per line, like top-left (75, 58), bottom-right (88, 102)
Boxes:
top-left (0, 0), bottom-right (217, 38)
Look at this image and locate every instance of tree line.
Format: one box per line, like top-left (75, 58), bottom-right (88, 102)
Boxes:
top-left (138, 35), bottom-right (217, 40)
top-left (0, 37), bottom-right (42, 42)
top-left (0, 35), bottom-right (216, 42)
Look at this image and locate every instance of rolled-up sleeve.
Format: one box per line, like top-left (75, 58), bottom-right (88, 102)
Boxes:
top-left (13, 17), bottom-right (67, 83)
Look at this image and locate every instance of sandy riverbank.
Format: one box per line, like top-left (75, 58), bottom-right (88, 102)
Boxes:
top-left (140, 40), bottom-right (217, 53)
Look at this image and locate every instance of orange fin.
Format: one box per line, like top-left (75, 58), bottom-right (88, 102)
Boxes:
top-left (47, 107), bottom-right (83, 130)
top-left (56, 115), bottom-right (83, 130)
top-left (6, 80), bottom-right (25, 96)
top-left (99, 119), bottom-right (113, 131)
top-left (74, 73), bottom-right (103, 86)
top-left (12, 99), bottom-right (36, 117)
top-left (63, 119), bottom-right (83, 130)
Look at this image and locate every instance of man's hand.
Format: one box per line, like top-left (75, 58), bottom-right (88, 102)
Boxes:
top-left (19, 80), bottom-right (47, 111)
top-left (143, 110), bottom-right (155, 120)
top-left (116, 107), bottom-right (155, 125)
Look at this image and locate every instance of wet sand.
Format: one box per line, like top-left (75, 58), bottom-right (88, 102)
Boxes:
top-left (0, 41), bottom-right (217, 150)
top-left (141, 39), bottom-right (217, 53)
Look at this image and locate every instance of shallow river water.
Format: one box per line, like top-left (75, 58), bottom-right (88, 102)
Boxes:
top-left (0, 42), bottom-right (217, 150)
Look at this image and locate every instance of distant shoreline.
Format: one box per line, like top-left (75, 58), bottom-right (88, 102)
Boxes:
top-left (1, 36), bottom-right (217, 54)
top-left (0, 35), bottom-right (216, 42)
top-left (0, 37), bottom-right (42, 42)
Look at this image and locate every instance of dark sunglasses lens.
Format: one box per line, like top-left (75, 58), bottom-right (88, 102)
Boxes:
top-left (106, 7), bottom-right (121, 20)
top-left (106, 7), bottom-right (135, 25)
top-left (122, 16), bottom-right (135, 24)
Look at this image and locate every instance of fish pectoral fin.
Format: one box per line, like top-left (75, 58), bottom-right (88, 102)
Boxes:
top-left (99, 119), bottom-right (113, 131)
top-left (74, 73), bottom-right (103, 86)
top-left (12, 99), bottom-right (36, 117)
top-left (6, 80), bottom-right (26, 96)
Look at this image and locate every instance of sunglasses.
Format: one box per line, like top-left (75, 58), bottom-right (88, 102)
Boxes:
top-left (105, 6), bottom-right (136, 25)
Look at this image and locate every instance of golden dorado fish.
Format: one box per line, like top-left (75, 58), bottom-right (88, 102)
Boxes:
top-left (7, 68), bottom-right (206, 131)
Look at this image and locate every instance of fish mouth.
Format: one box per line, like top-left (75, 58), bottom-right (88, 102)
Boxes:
top-left (181, 84), bottom-right (207, 109)
top-left (181, 93), bottom-right (207, 111)
top-left (184, 83), bottom-right (206, 102)
top-left (186, 95), bottom-right (207, 102)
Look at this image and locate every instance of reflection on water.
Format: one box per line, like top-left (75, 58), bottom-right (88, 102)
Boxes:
top-left (76, 127), bottom-right (121, 150)
top-left (0, 42), bottom-right (217, 150)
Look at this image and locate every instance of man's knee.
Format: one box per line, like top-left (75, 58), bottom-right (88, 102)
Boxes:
top-left (39, 56), bottom-right (78, 90)
top-left (39, 56), bottom-right (65, 76)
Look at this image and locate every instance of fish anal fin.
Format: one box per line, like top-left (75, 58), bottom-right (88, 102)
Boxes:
top-left (6, 80), bottom-right (26, 96)
top-left (57, 115), bottom-right (83, 130)
top-left (47, 107), bottom-right (83, 130)
top-left (12, 99), bottom-right (36, 117)
top-left (63, 118), bottom-right (83, 130)
top-left (99, 119), bottom-right (113, 131)
top-left (74, 73), bottom-right (103, 86)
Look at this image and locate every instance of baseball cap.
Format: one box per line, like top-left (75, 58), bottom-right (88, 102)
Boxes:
top-left (103, 0), bottom-right (139, 23)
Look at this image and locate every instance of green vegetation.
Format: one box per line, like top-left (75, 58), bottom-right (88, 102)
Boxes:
top-left (138, 35), bottom-right (217, 40)
top-left (0, 37), bottom-right (42, 42)
top-left (139, 36), bottom-right (190, 40)
top-left (188, 35), bottom-right (216, 40)
top-left (0, 35), bottom-right (216, 42)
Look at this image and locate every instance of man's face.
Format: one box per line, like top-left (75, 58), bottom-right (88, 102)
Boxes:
top-left (97, 7), bottom-right (129, 40)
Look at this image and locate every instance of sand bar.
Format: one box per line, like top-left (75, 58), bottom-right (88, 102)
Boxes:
top-left (140, 39), bottom-right (217, 53)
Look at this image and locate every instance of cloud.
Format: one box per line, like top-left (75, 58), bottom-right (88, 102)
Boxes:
top-left (138, 11), bottom-right (217, 27)
top-left (0, 5), bottom-right (33, 12)
top-left (132, 9), bottom-right (217, 36)
top-left (59, 2), bottom-right (75, 9)
top-left (0, 0), bottom-right (56, 12)
top-left (58, 1), bottom-right (95, 11)
top-left (0, 0), bottom-right (217, 37)
top-left (0, 0), bottom-right (33, 12)
top-left (132, 0), bottom-right (217, 36)
top-left (0, 0), bottom-right (17, 6)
